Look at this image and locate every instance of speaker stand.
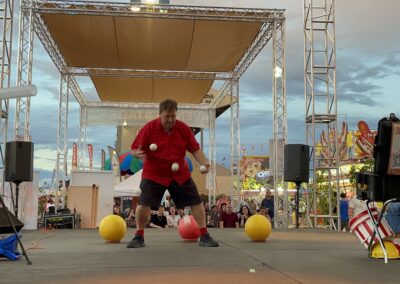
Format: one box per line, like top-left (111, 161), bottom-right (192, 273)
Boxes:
top-left (13, 181), bottom-right (22, 218)
top-left (0, 194), bottom-right (32, 264)
top-left (295, 181), bottom-right (301, 229)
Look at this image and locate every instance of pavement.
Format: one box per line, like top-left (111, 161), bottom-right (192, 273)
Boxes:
top-left (1, 228), bottom-right (400, 284)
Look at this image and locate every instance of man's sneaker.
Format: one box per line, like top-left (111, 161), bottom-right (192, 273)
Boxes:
top-left (127, 235), bottom-right (145, 248)
top-left (199, 233), bottom-right (219, 247)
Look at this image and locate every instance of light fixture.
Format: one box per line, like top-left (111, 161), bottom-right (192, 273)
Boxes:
top-left (130, 6), bottom-right (141, 12)
top-left (274, 66), bottom-right (282, 78)
top-left (0, 85), bottom-right (37, 99)
top-left (144, 0), bottom-right (157, 4)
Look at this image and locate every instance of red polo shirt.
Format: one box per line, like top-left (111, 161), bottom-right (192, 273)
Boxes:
top-left (131, 117), bottom-right (200, 186)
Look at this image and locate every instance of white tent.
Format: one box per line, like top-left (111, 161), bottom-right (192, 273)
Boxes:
top-left (114, 169), bottom-right (142, 197)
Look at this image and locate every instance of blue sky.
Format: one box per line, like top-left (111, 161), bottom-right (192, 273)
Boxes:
top-left (6, 0), bottom-right (400, 181)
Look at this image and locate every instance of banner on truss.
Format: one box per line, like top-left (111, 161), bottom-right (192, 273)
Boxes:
top-left (85, 107), bottom-right (210, 128)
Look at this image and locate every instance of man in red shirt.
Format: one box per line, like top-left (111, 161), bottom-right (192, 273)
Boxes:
top-left (127, 99), bottom-right (219, 248)
top-left (219, 204), bottom-right (239, 228)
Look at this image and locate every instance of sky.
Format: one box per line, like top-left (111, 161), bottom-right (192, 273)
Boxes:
top-left (5, 0), bottom-right (400, 182)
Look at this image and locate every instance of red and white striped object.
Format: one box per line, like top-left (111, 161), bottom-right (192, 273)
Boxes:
top-left (349, 207), bottom-right (394, 249)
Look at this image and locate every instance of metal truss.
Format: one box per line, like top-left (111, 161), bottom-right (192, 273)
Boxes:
top-left (0, 0), bottom-right (14, 195)
top-left (29, 2), bottom-right (86, 105)
top-left (14, 0), bottom-right (34, 141)
top-left (20, 1), bottom-right (287, 211)
top-left (207, 107), bottom-right (216, 205)
top-left (78, 106), bottom-right (87, 170)
top-left (85, 101), bottom-right (211, 110)
top-left (211, 17), bottom-right (281, 109)
top-left (51, 73), bottom-right (69, 190)
top-left (69, 67), bottom-right (232, 81)
top-left (230, 80), bottom-right (240, 207)
top-left (272, 19), bottom-right (287, 228)
top-left (304, 0), bottom-right (339, 229)
top-left (31, 1), bottom-right (284, 22)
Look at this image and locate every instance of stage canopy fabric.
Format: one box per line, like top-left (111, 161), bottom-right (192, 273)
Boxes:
top-left (114, 169), bottom-right (142, 197)
top-left (41, 13), bottom-right (262, 104)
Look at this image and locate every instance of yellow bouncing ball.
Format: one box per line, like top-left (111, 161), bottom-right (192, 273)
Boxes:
top-left (245, 214), bottom-right (272, 241)
top-left (99, 215), bottom-right (127, 243)
top-left (371, 241), bottom-right (400, 259)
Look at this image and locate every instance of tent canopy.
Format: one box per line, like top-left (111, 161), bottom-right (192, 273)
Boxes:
top-left (114, 169), bottom-right (142, 197)
top-left (41, 11), bottom-right (263, 103)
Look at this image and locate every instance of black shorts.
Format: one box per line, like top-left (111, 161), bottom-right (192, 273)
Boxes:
top-left (139, 178), bottom-right (202, 209)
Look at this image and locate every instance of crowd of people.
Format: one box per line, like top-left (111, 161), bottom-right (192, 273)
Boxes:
top-left (113, 191), bottom-right (275, 229)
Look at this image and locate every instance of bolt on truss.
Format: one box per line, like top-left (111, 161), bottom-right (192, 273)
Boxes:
top-left (304, 0), bottom-right (339, 229)
top-left (0, 0), bottom-right (14, 195)
top-left (272, 18), bottom-right (287, 228)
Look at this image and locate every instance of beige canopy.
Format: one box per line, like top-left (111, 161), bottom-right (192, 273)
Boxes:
top-left (42, 13), bottom-right (263, 103)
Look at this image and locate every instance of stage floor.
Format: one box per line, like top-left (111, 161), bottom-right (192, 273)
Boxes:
top-left (1, 228), bottom-right (399, 284)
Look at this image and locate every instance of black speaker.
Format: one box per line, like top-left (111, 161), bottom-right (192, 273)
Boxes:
top-left (284, 144), bottom-right (310, 182)
top-left (4, 141), bottom-right (34, 182)
top-left (0, 207), bottom-right (24, 234)
top-left (374, 113), bottom-right (399, 174)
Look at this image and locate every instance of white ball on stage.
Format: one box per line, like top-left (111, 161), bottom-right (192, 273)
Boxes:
top-left (149, 143), bottom-right (157, 151)
top-left (199, 165), bottom-right (207, 173)
top-left (171, 162), bottom-right (179, 172)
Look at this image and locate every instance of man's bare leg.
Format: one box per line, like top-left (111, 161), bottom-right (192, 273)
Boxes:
top-left (191, 203), bottom-right (206, 228)
top-left (135, 205), bottom-right (151, 230)
top-left (127, 205), bottom-right (150, 248)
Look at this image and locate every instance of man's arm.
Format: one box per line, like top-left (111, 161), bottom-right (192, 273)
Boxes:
top-left (132, 145), bottom-right (146, 160)
top-left (192, 149), bottom-right (210, 173)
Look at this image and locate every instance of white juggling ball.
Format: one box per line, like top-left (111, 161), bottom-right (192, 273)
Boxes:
top-left (199, 165), bottom-right (207, 173)
top-left (171, 162), bottom-right (179, 172)
top-left (149, 143), bottom-right (157, 151)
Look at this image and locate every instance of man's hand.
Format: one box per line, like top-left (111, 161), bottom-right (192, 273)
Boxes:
top-left (132, 145), bottom-right (146, 160)
top-left (200, 162), bottom-right (210, 174)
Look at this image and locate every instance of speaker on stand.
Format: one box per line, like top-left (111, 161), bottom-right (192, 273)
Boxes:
top-left (0, 141), bottom-right (33, 264)
top-left (4, 141), bottom-right (34, 217)
top-left (284, 144), bottom-right (310, 228)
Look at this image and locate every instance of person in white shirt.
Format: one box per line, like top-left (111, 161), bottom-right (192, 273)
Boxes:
top-left (348, 195), bottom-right (366, 219)
top-left (167, 206), bottom-right (181, 228)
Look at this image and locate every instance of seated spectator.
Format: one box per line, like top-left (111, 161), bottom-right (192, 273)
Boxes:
top-left (45, 198), bottom-right (56, 215)
top-left (167, 206), bottom-right (181, 228)
top-left (220, 203), bottom-right (227, 215)
top-left (238, 205), bottom-right (252, 228)
top-left (125, 209), bottom-right (136, 228)
top-left (57, 198), bottom-right (64, 211)
top-left (258, 206), bottom-right (271, 222)
top-left (216, 194), bottom-right (229, 210)
top-left (150, 206), bottom-right (167, 228)
top-left (219, 204), bottom-right (239, 228)
top-left (177, 208), bottom-right (184, 219)
top-left (207, 205), bottom-right (220, 228)
top-left (113, 206), bottom-right (123, 218)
